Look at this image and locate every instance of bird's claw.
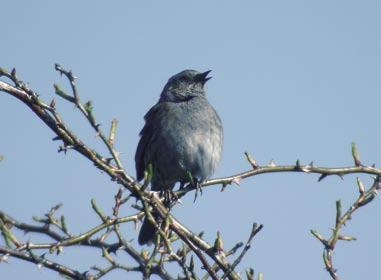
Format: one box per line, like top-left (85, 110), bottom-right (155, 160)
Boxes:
top-left (193, 180), bottom-right (203, 203)
top-left (160, 189), bottom-right (179, 208)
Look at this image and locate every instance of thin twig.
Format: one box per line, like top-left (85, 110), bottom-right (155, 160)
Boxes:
top-left (54, 64), bottom-right (124, 170)
top-left (0, 245), bottom-right (84, 279)
top-left (180, 236), bottom-right (220, 280)
top-left (311, 177), bottom-right (380, 280)
top-left (221, 223), bottom-right (263, 280)
top-left (177, 164), bottom-right (381, 197)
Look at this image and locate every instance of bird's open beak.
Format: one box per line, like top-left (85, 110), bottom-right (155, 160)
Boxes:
top-left (195, 70), bottom-right (212, 86)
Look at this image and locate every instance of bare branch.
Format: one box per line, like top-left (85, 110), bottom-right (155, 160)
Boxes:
top-left (222, 223), bottom-right (263, 280)
top-left (0, 245), bottom-right (84, 279)
top-left (311, 177), bottom-right (380, 280)
top-left (176, 163), bottom-right (381, 197)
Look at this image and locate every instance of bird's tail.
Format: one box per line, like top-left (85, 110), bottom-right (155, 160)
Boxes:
top-left (138, 190), bottom-right (173, 245)
top-left (138, 217), bottom-right (157, 245)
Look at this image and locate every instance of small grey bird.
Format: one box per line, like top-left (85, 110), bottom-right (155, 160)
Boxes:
top-left (135, 69), bottom-right (223, 245)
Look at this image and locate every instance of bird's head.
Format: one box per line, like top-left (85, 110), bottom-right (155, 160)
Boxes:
top-left (159, 69), bottom-right (212, 102)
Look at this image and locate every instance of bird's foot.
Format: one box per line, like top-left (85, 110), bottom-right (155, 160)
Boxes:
top-left (160, 189), bottom-right (179, 208)
top-left (185, 171), bottom-right (204, 202)
top-left (193, 180), bottom-right (203, 203)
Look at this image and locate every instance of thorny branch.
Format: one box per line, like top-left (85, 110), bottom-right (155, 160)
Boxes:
top-left (221, 223), bottom-right (263, 280)
top-left (311, 177), bottom-right (380, 280)
top-left (0, 245), bottom-right (84, 279)
top-left (0, 66), bottom-right (380, 280)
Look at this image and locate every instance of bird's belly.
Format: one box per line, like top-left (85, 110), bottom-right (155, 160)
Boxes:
top-left (164, 129), bottom-right (221, 182)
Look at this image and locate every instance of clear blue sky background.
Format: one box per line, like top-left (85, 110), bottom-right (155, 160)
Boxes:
top-left (1, 1), bottom-right (381, 279)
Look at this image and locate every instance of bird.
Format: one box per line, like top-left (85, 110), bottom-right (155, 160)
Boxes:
top-left (135, 69), bottom-right (223, 245)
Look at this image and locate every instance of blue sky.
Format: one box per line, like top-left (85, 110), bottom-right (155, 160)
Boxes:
top-left (1, 1), bottom-right (381, 279)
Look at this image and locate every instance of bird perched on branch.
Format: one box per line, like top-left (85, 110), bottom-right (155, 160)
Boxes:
top-left (135, 69), bottom-right (223, 245)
